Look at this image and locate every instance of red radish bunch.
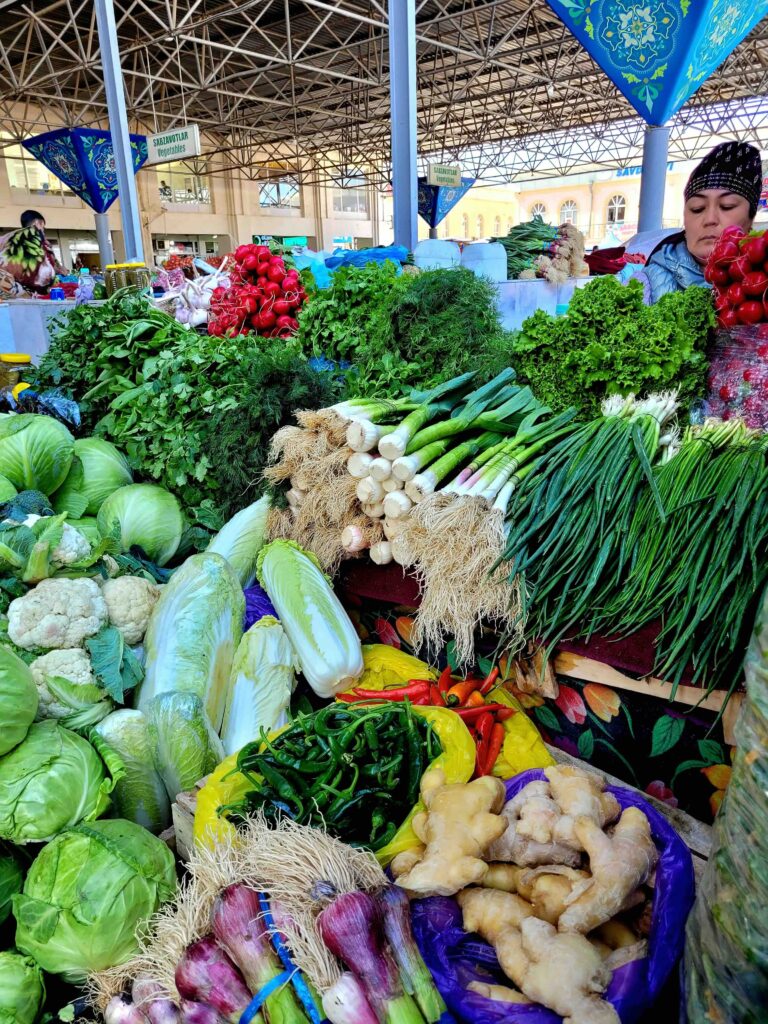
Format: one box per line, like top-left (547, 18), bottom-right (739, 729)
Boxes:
top-left (207, 243), bottom-right (307, 338)
top-left (705, 226), bottom-right (768, 328)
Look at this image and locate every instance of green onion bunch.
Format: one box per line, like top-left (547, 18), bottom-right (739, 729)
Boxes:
top-left (591, 418), bottom-right (768, 695)
top-left (500, 393), bottom-right (677, 651)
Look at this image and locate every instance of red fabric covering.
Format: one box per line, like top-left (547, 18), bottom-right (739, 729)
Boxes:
top-left (338, 562), bottom-right (693, 684)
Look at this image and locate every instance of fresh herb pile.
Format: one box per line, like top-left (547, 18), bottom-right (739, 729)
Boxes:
top-left (483, 277), bottom-right (715, 418)
top-left (224, 702), bottom-right (440, 850)
top-left (297, 263), bottom-right (515, 396)
top-left (34, 290), bottom-right (342, 529)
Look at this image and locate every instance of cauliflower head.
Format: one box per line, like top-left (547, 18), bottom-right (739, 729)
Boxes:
top-left (21, 514), bottom-right (92, 566)
top-left (8, 578), bottom-right (109, 650)
top-left (100, 576), bottom-right (161, 645)
top-left (29, 648), bottom-right (96, 719)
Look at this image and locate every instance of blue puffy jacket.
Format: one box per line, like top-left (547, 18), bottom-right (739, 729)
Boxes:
top-left (633, 231), bottom-right (710, 303)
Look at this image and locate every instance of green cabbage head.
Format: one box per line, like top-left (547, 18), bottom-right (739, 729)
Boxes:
top-left (97, 483), bottom-right (185, 566)
top-left (0, 950), bottom-right (45, 1024)
top-left (0, 475), bottom-right (16, 504)
top-left (0, 414), bottom-right (74, 494)
top-left (0, 645), bottom-right (38, 756)
top-left (0, 720), bottom-right (111, 844)
top-left (53, 437), bottom-right (133, 517)
top-left (13, 818), bottom-right (176, 982)
top-left (0, 850), bottom-right (22, 925)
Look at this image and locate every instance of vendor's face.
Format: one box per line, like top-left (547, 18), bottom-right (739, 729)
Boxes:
top-left (684, 189), bottom-right (753, 263)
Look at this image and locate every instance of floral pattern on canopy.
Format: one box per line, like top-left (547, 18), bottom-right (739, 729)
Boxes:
top-left (22, 127), bottom-right (148, 213)
top-left (544, 0), bottom-right (767, 123)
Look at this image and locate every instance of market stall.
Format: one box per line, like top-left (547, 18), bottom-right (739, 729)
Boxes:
top-left (0, 225), bottom-right (766, 1024)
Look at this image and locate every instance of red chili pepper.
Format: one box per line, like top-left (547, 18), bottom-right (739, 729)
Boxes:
top-left (429, 685), bottom-right (446, 707)
top-left (336, 691), bottom-right (363, 703)
top-left (454, 703), bottom-right (506, 723)
top-left (437, 666), bottom-right (453, 693)
top-left (482, 723), bottom-right (505, 776)
top-left (411, 695), bottom-right (431, 705)
top-left (352, 680), bottom-right (431, 702)
top-left (479, 667), bottom-right (500, 695)
top-left (446, 678), bottom-right (482, 707)
top-left (475, 712), bottom-right (494, 776)
top-left (494, 707), bottom-right (516, 722)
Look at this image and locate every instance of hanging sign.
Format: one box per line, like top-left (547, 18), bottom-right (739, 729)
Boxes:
top-left (427, 163), bottom-right (461, 187)
top-left (144, 124), bottom-right (201, 165)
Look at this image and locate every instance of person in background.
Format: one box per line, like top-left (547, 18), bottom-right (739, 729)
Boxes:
top-left (159, 179), bottom-right (172, 200)
top-left (20, 210), bottom-right (66, 276)
top-left (0, 209), bottom-right (66, 293)
top-left (638, 141), bottom-right (762, 303)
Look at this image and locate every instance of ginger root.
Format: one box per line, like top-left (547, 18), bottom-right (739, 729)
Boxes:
top-left (499, 917), bottom-right (620, 1024)
top-left (486, 782), bottom-right (582, 868)
top-left (544, 765), bottom-right (621, 850)
top-left (482, 863), bottom-right (526, 893)
top-left (457, 887), bottom-right (534, 941)
top-left (395, 769), bottom-right (507, 897)
top-left (390, 845), bottom-right (425, 879)
top-left (526, 869), bottom-right (590, 926)
top-left (467, 981), bottom-right (530, 1004)
top-left (559, 807), bottom-right (658, 934)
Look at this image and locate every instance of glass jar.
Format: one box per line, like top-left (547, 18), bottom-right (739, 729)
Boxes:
top-left (0, 353), bottom-right (31, 393)
top-left (104, 262), bottom-right (152, 296)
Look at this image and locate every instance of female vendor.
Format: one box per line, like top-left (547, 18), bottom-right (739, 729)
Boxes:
top-left (640, 140), bottom-right (763, 302)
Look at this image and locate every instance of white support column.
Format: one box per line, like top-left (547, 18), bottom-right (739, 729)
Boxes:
top-left (94, 0), bottom-right (144, 262)
top-left (637, 124), bottom-right (671, 234)
top-left (388, 0), bottom-right (418, 250)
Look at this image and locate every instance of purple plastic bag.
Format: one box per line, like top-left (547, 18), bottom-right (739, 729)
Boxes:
top-left (243, 582), bottom-right (277, 630)
top-left (411, 768), bottom-right (695, 1024)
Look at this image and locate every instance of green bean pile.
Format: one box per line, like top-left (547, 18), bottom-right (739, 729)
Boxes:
top-left (223, 703), bottom-right (440, 850)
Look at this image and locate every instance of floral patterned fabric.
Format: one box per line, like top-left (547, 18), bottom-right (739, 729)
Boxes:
top-left (345, 596), bottom-right (730, 824)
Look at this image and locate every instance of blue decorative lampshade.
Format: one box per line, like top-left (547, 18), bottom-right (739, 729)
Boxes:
top-left (22, 127), bottom-right (148, 213)
top-left (544, 0), bottom-right (768, 125)
top-left (418, 176), bottom-right (475, 228)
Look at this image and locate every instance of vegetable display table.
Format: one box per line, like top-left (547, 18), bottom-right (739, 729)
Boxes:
top-left (0, 299), bottom-right (105, 363)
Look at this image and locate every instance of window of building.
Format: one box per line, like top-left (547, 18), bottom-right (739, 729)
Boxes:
top-left (156, 161), bottom-right (210, 204)
top-left (2, 134), bottom-right (73, 196)
top-left (560, 200), bottom-right (578, 226)
top-left (259, 176), bottom-right (301, 209)
top-left (531, 202), bottom-right (547, 220)
top-left (493, 216), bottom-right (502, 237)
top-left (475, 215), bottom-right (484, 238)
top-left (332, 175), bottom-right (369, 215)
top-left (461, 213), bottom-right (470, 238)
top-left (507, 217), bottom-right (515, 234)
top-left (607, 194), bottom-right (627, 225)
top-left (439, 219), bottom-right (449, 238)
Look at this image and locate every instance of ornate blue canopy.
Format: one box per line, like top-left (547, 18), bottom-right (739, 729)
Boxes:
top-left (545, 0), bottom-right (768, 125)
top-left (22, 127), bottom-right (148, 213)
top-left (418, 176), bottom-right (475, 228)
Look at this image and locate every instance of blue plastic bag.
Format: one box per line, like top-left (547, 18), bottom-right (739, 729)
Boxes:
top-left (293, 250), bottom-right (332, 289)
top-left (324, 245), bottom-right (408, 271)
top-left (243, 582), bottom-right (277, 630)
top-left (411, 768), bottom-right (695, 1024)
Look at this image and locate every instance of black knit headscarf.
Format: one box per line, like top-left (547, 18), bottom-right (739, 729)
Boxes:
top-left (684, 141), bottom-right (763, 217)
